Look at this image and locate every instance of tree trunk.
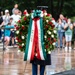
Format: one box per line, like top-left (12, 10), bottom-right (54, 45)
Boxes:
top-left (50, 0), bottom-right (64, 21)
top-left (50, 0), bottom-right (54, 18)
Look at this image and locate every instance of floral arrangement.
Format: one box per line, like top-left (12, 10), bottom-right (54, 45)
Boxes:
top-left (15, 10), bottom-right (57, 54)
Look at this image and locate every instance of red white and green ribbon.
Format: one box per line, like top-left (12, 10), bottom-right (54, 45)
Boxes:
top-left (24, 17), bottom-right (46, 61)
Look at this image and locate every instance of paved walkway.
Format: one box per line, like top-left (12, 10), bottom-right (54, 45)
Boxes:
top-left (0, 46), bottom-right (75, 75)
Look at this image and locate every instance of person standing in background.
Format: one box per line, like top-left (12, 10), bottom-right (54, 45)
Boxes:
top-left (59, 14), bottom-right (67, 48)
top-left (64, 19), bottom-right (73, 51)
top-left (11, 9), bottom-right (21, 25)
top-left (11, 9), bottom-right (21, 47)
top-left (3, 9), bottom-right (10, 25)
top-left (56, 18), bottom-right (64, 48)
top-left (4, 18), bottom-right (14, 50)
top-left (12, 4), bottom-right (18, 14)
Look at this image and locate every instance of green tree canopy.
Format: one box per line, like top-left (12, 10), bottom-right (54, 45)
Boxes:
top-left (0, 0), bottom-right (75, 20)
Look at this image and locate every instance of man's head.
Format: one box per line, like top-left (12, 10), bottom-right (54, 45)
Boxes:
top-left (14, 9), bottom-right (19, 15)
top-left (14, 4), bottom-right (18, 9)
top-left (5, 9), bottom-right (9, 15)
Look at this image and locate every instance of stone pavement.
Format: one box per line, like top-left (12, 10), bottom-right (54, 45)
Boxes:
top-left (53, 69), bottom-right (75, 75)
top-left (0, 44), bottom-right (75, 75)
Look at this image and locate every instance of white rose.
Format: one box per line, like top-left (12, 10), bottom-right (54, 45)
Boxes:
top-left (51, 35), bottom-right (54, 38)
top-left (53, 30), bottom-right (57, 34)
top-left (44, 36), bottom-right (47, 39)
top-left (44, 12), bottom-right (47, 16)
top-left (15, 40), bottom-right (18, 42)
top-left (46, 20), bottom-right (49, 23)
top-left (40, 13), bottom-right (43, 17)
top-left (26, 13), bottom-right (29, 16)
top-left (22, 43), bottom-right (24, 46)
top-left (21, 36), bottom-right (25, 39)
top-left (52, 20), bottom-right (55, 25)
top-left (16, 31), bottom-right (19, 34)
top-left (48, 51), bottom-right (51, 54)
top-left (48, 31), bottom-right (51, 35)
top-left (18, 50), bottom-right (21, 53)
top-left (53, 43), bottom-right (55, 46)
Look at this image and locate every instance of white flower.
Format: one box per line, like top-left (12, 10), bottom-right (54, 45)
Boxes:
top-left (40, 13), bottom-right (43, 17)
top-left (44, 35), bottom-right (47, 39)
top-left (48, 31), bottom-right (51, 35)
top-left (16, 31), bottom-right (19, 34)
top-left (15, 40), bottom-right (18, 42)
top-left (22, 43), bottom-right (24, 46)
top-left (46, 20), bottom-right (49, 23)
top-left (51, 35), bottom-right (54, 38)
top-left (18, 50), bottom-right (21, 53)
top-left (48, 51), bottom-right (51, 54)
top-left (53, 30), bottom-right (57, 34)
top-left (26, 13), bottom-right (29, 16)
top-left (44, 12), bottom-right (47, 16)
top-left (53, 42), bottom-right (55, 46)
top-left (52, 20), bottom-right (55, 25)
top-left (21, 36), bottom-right (25, 39)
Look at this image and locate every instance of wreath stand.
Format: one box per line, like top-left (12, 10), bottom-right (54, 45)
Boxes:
top-left (22, 61), bottom-right (27, 75)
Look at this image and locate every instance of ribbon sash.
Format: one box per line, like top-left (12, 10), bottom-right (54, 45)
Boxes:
top-left (24, 17), bottom-right (46, 61)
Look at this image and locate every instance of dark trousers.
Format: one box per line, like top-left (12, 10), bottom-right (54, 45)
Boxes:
top-left (32, 63), bottom-right (45, 75)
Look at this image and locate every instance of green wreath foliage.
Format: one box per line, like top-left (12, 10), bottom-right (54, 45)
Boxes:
top-left (15, 10), bottom-right (57, 54)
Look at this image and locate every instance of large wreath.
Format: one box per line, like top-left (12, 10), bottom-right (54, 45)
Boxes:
top-left (15, 10), bottom-right (57, 54)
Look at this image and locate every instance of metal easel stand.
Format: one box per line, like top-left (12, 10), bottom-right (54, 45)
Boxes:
top-left (23, 61), bottom-right (27, 75)
top-left (19, 61), bottom-right (27, 75)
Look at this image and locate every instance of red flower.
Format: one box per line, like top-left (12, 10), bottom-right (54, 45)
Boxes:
top-left (46, 45), bottom-right (49, 48)
top-left (14, 24), bottom-right (17, 27)
top-left (16, 26), bottom-right (19, 30)
top-left (50, 41), bottom-right (52, 44)
top-left (47, 14), bottom-right (50, 17)
top-left (23, 11), bottom-right (27, 15)
top-left (24, 17), bottom-right (27, 21)
top-left (19, 46), bottom-right (22, 49)
top-left (52, 24), bottom-right (55, 28)
top-left (16, 37), bottom-right (19, 40)
top-left (45, 25), bottom-right (48, 28)
top-left (48, 38), bottom-right (51, 41)
top-left (48, 22), bottom-right (53, 25)
top-left (20, 32), bottom-right (22, 34)
top-left (18, 20), bottom-right (21, 23)
top-left (18, 39), bottom-right (22, 42)
top-left (42, 10), bottom-right (46, 13)
top-left (53, 38), bottom-right (56, 42)
top-left (22, 25), bottom-right (25, 30)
